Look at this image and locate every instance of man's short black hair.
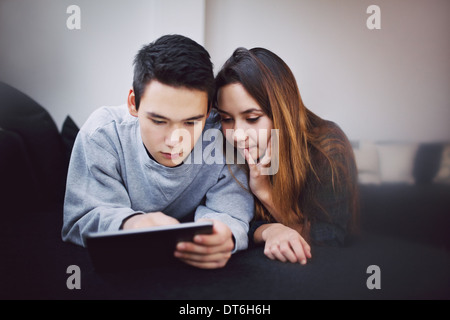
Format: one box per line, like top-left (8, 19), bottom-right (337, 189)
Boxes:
top-left (133, 34), bottom-right (214, 110)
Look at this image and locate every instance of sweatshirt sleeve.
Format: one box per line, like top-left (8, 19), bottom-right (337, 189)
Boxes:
top-left (194, 164), bottom-right (254, 253)
top-left (62, 129), bottom-right (144, 247)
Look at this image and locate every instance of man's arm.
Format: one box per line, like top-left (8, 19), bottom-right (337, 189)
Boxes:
top-left (195, 164), bottom-right (254, 252)
top-left (174, 164), bottom-right (254, 269)
top-left (62, 130), bottom-right (145, 246)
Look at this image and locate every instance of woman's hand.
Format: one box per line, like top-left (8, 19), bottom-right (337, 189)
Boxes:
top-left (244, 137), bottom-right (272, 203)
top-left (258, 223), bottom-right (312, 265)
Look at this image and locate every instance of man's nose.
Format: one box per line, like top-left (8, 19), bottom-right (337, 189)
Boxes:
top-left (165, 127), bottom-right (188, 148)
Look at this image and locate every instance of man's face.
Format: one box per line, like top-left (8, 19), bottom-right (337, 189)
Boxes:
top-left (128, 80), bottom-right (208, 167)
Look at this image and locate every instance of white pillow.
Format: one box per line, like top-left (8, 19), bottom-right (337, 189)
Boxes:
top-left (353, 141), bottom-right (381, 185)
top-left (433, 144), bottom-right (450, 184)
top-left (358, 172), bottom-right (382, 185)
top-left (376, 143), bottom-right (419, 184)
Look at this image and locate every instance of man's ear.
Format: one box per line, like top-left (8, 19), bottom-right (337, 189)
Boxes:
top-left (127, 88), bottom-right (138, 117)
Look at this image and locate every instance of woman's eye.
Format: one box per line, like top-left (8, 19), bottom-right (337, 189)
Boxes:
top-left (247, 117), bottom-right (261, 123)
top-left (151, 119), bottom-right (166, 125)
top-left (220, 118), bottom-right (233, 123)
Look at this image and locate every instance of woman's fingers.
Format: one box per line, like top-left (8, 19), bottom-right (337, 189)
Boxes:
top-left (244, 148), bottom-right (256, 167)
top-left (260, 136), bottom-right (272, 166)
top-left (264, 241), bottom-right (295, 264)
top-left (270, 244), bottom-right (287, 262)
top-left (264, 238), bottom-right (312, 265)
top-left (279, 241), bottom-right (298, 263)
top-left (259, 153), bottom-right (271, 167)
top-left (299, 237), bottom-right (312, 259)
top-left (290, 238), bottom-right (308, 265)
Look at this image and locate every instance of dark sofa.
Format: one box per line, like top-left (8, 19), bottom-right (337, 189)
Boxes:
top-left (1, 82), bottom-right (449, 300)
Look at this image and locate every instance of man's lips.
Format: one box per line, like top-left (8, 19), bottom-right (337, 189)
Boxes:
top-left (160, 151), bottom-right (183, 160)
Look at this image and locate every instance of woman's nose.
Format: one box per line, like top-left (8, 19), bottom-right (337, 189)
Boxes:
top-left (232, 128), bottom-right (248, 146)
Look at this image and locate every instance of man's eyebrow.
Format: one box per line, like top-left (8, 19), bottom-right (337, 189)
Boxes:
top-left (184, 114), bottom-right (206, 121)
top-left (217, 108), bottom-right (263, 115)
top-left (146, 112), bottom-right (206, 121)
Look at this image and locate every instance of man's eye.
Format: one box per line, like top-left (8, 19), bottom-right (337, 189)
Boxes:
top-left (247, 117), bottom-right (261, 123)
top-left (151, 119), bottom-right (166, 125)
top-left (185, 121), bottom-right (197, 126)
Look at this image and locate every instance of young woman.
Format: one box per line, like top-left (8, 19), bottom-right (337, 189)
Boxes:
top-left (214, 47), bottom-right (359, 265)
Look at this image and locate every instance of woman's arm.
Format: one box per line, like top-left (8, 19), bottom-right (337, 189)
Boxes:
top-left (254, 223), bottom-right (311, 264)
top-left (244, 147), bottom-right (312, 264)
top-left (251, 177), bottom-right (312, 264)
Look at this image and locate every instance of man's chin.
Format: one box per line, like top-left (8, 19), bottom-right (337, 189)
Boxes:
top-left (159, 159), bottom-right (184, 167)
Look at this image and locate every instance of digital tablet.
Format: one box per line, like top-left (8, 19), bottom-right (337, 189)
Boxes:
top-left (85, 221), bottom-right (214, 272)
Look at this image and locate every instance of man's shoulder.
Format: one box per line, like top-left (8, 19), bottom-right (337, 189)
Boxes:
top-left (204, 109), bottom-right (221, 131)
top-left (80, 104), bottom-right (134, 136)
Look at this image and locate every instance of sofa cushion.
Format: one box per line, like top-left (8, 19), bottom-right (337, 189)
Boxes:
top-left (0, 128), bottom-right (39, 211)
top-left (434, 144), bottom-right (450, 184)
top-left (413, 143), bottom-right (444, 184)
top-left (0, 82), bottom-right (66, 207)
top-left (376, 143), bottom-right (419, 184)
top-left (352, 141), bottom-right (381, 185)
top-left (61, 115), bottom-right (79, 163)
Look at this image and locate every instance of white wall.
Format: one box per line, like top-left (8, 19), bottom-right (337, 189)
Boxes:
top-left (1, 0), bottom-right (449, 143)
top-left (0, 0), bottom-right (205, 129)
top-left (205, 0), bottom-right (450, 143)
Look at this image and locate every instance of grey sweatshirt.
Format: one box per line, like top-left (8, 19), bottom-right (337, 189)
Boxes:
top-left (62, 105), bottom-right (254, 252)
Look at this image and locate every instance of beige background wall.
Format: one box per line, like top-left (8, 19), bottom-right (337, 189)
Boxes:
top-left (1, 0), bottom-right (449, 143)
top-left (205, 0), bottom-right (450, 142)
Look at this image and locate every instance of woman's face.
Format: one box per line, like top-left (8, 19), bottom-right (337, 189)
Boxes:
top-left (217, 83), bottom-right (273, 161)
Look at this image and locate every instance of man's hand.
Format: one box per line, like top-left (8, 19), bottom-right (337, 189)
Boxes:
top-left (174, 219), bottom-right (234, 269)
top-left (122, 211), bottom-right (180, 230)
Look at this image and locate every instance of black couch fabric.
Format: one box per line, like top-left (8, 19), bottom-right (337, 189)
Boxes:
top-left (1, 202), bottom-right (449, 300)
top-left (1, 82), bottom-right (449, 300)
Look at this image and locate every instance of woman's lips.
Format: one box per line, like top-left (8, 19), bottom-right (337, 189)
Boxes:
top-left (237, 146), bottom-right (255, 153)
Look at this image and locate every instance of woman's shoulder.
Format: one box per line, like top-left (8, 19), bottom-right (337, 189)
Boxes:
top-left (309, 118), bottom-right (357, 180)
top-left (315, 119), bottom-right (348, 141)
top-left (311, 119), bottom-right (352, 154)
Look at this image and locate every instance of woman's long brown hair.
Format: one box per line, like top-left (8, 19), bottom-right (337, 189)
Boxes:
top-left (214, 48), bottom-right (359, 242)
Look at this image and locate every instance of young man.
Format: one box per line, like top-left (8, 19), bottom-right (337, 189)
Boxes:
top-left (62, 35), bottom-right (254, 269)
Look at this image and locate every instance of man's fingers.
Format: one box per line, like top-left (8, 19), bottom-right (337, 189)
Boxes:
top-left (176, 239), bottom-right (233, 255)
top-left (174, 249), bottom-right (231, 261)
top-left (177, 257), bottom-right (229, 269)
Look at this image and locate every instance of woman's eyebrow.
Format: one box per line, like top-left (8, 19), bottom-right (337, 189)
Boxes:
top-left (216, 108), bottom-right (230, 115)
top-left (240, 108), bottom-right (263, 115)
top-left (217, 108), bottom-right (262, 115)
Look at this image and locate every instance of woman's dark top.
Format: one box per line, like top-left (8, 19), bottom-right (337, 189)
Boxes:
top-left (249, 120), bottom-right (358, 247)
